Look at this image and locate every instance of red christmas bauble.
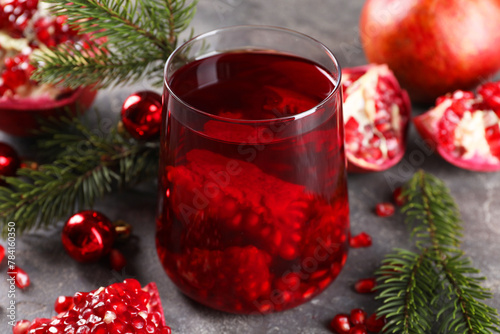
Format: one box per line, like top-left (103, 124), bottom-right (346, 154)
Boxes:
top-left (0, 142), bottom-right (20, 182)
top-left (121, 90), bottom-right (162, 140)
top-left (62, 210), bottom-right (116, 263)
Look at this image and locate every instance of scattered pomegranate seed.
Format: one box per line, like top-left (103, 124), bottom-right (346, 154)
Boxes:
top-left (54, 295), bottom-right (74, 314)
top-left (366, 312), bottom-right (386, 332)
top-left (0, 244), bottom-right (5, 262)
top-left (354, 277), bottom-right (377, 294)
top-left (349, 324), bottom-right (368, 334)
top-left (8, 265), bottom-right (30, 289)
top-left (393, 186), bottom-right (406, 206)
top-left (109, 248), bottom-right (127, 271)
top-left (12, 319), bottom-right (31, 334)
top-left (350, 232), bottom-right (372, 248)
top-left (375, 202), bottom-right (395, 217)
top-left (330, 314), bottom-right (351, 334)
top-left (349, 308), bottom-right (367, 325)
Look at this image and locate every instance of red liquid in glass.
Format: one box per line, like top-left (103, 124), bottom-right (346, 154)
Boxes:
top-left (157, 52), bottom-right (349, 314)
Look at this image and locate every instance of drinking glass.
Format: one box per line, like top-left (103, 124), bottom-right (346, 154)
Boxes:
top-left (157, 25), bottom-right (350, 314)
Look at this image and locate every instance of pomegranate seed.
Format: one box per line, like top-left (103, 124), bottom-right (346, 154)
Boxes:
top-left (393, 187), bottom-right (406, 206)
top-left (13, 319), bottom-right (31, 334)
top-left (366, 313), bottom-right (386, 332)
top-left (350, 232), bottom-right (372, 248)
top-left (0, 244), bottom-right (5, 262)
top-left (375, 202), bottom-right (395, 217)
top-left (330, 314), bottom-right (351, 334)
top-left (54, 295), bottom-right (74, 313)
top-left (8, 265), bottom-right (30, 289)
top-left (354, 277), bottom-right (377, 294)
top-left (109, 248), bottom-right (127, 271)
top-left (349, 308), bottom-right (367, 325)
top-left (349, 324), bottom-right (368, 334)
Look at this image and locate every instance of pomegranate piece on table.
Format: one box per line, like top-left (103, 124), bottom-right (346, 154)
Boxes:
top-left (13, 279), bottom-right (171, 334)
top-left (414, 82), bottom-right (500, 171)
top-left (0, 0), bottom-right (98, 136)
top-left (341, 64), bottom-right (411, 172)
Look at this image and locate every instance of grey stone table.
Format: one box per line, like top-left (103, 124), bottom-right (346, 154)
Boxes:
top-left (1, 0), bottom-right (499, 333)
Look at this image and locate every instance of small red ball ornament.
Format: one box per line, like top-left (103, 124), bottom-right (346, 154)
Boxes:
top-left (121, 90), bottom-right (162, 140)
top-left (61, 210), bottom-right (116, 263)
top-left (0, 142), bottom-right (20, 183)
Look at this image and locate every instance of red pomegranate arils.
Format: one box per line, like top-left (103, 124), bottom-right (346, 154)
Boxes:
top-left (354, 277), bottom-right (377, 294)
top-left (330, 313), bottom-right (351, 334)
top-left (349, 324), bottom-right (368, 334)
top-left (53, 295), bottom-right (74, 314)
top-left (8, 265), bottom-right (30, 289)
top-left (0, 244), bottom-right (5, 263)
top-left (12, 319), bottom-right (31, 334)
top-left (366, 312), bottom-right (386, 332)
top-left (350, 232), bottom-right (372, 248)
top-left (392, 186), bottom-right (406, 206)
top-left (375, 202), bottom-right (395, 217)
top-left (109, 248), bottom-right (127, 272)
top-left (16, 279), bottom-right (171, 334)
top-left (349, 308), bottom-right (367, 325)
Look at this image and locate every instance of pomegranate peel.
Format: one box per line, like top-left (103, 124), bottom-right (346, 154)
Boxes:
top-left (14, 279), bottom-right (171, 334)
top-left (341, 64), bottom-right (411, 172)
top-left (414, 86), bottom-right (500, 172)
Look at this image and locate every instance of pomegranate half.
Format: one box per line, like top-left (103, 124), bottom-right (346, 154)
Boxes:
top-left (414, 83), bottom-right (500, 172)
top-left (341, 64), bottom-right (411, 172)
top-left (13, 279), bottom-right (171, 334)
top-left (0, 0), bottom-right (97, 136)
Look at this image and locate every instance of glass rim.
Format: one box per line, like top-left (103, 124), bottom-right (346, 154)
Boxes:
top-left (163, 25), bottom-right (342, 124)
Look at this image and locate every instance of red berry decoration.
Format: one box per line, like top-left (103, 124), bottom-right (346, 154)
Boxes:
top-left (330, 313), bottom-right (351, 334)
top-left (15, 279), bottom-right (172, 334)
top-left (365, 312), bottom-right (386, 332)
top-left (349, 308), bottom-right (367, 326)
top-left (8, 265), bottom-right (30, 289)
top-left (350, 232), bottom-right (372, 248)
top-left (121, 90), bottom-right (162, 140)
top-left (0, 244), bottom-right (5, 262)
top-left (0, 142), bottom-right (20, 183)
top-left (375, 202), bottom-right (395, 217)
top-left (354, 277), bottom-right (377, 294)
top-left (61, 210), bottom-right (116, 263)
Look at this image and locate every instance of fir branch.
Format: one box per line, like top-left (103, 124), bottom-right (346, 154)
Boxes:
top-left (375, 170), bottom-right (500, 334)
top-left (0, 115), bottom-right (159, 237)
top-left (31, 0), bottom-right (196, 89)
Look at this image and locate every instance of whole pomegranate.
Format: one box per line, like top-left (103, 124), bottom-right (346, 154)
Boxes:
top-left (360, 0), bottom-right (500, 104)
top-left (414, 81), bottom-right (500, 171)
top-left (0, 0), bottom-right (97, 136)
top-left (341, 64), bottom-right (411, 172)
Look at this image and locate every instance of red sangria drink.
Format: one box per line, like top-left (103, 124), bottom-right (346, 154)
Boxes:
top-left (157, 26), bottom-right (349, 314)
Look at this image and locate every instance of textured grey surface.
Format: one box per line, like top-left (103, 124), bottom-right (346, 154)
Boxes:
top-left (1, 0), bottom-right (500, 333)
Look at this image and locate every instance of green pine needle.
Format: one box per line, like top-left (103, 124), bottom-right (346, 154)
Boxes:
top-left (0, 115), bottom-right (159, 237)
top-left (31, 0), bottom-right (196, 89)
top-left (375, 171), bottom-right (500, 334)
